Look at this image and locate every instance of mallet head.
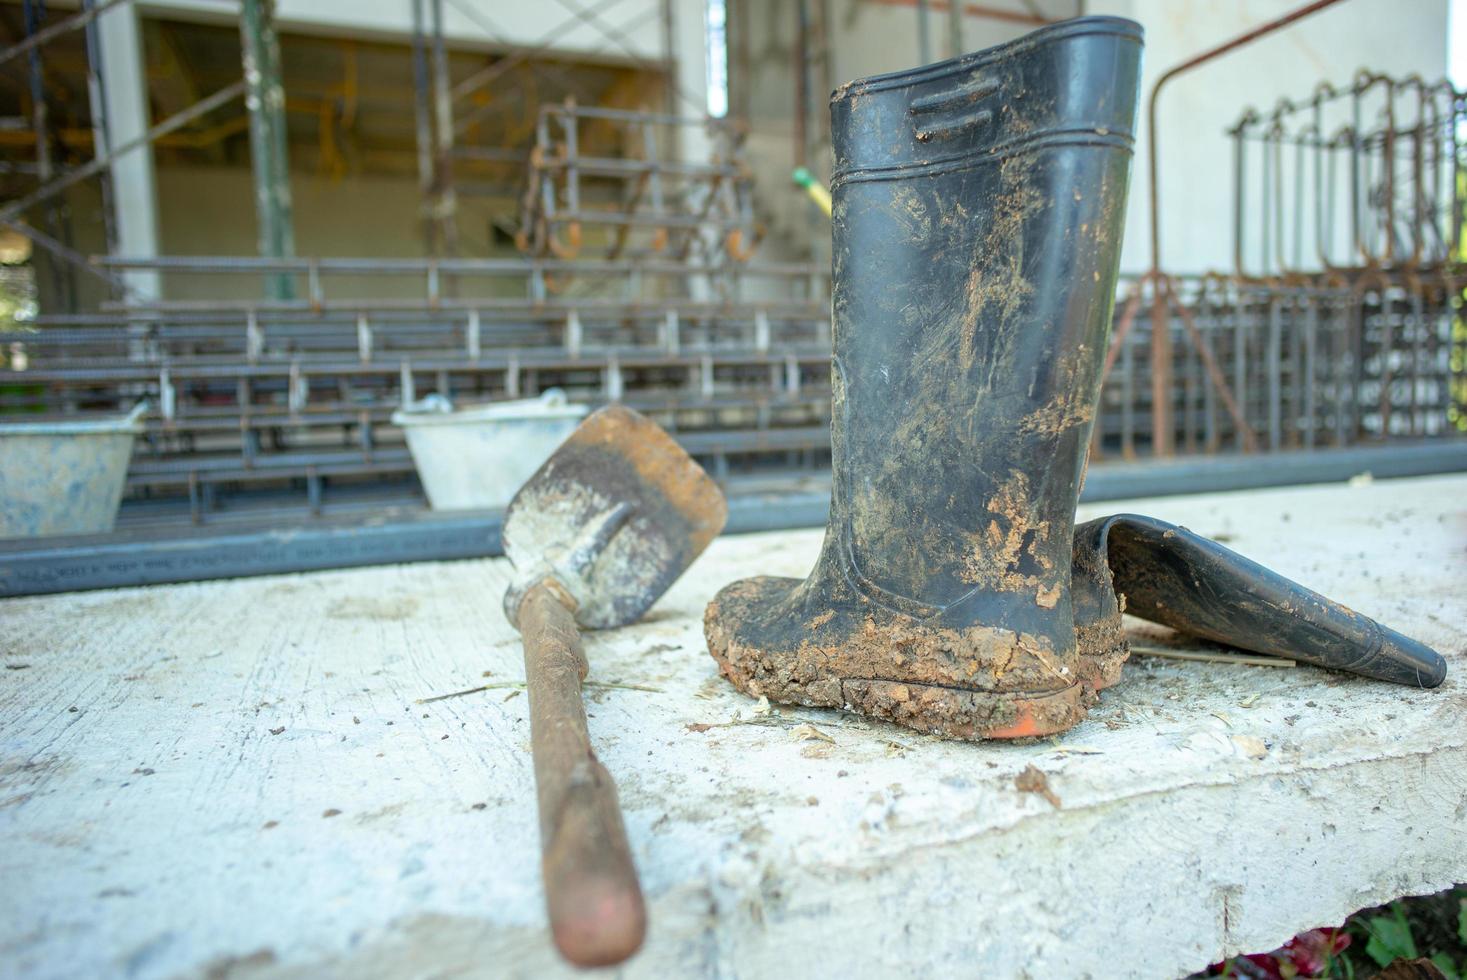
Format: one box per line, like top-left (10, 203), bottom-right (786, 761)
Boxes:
top-left (502, 404), bottom-right (727, 630)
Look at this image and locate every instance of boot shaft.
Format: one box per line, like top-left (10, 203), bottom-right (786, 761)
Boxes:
top-left (826, 18), bottom-right (1143, 633)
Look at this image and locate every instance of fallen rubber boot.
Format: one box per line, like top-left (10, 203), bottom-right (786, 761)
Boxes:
top-left (1070, 514), bottom-right (1448, 688)
top-left (704, 18), bottom-right (1145, 740)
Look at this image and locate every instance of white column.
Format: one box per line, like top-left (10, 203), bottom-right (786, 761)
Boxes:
top-left (95, 2), bottom-right (160, 300)
top-left (670, 0), bottom-right (711, 162)
top-left (670, 0), bottom-right (712, 301)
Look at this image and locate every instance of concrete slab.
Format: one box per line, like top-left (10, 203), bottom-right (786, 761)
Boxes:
top-left (2, 475), bottom-right (1464, 979)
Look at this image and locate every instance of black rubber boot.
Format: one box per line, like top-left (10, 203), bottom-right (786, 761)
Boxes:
top-left (704, 18), bottom-right (1145, 740)
top-left (1071, 515), bottom-right (1448, 688)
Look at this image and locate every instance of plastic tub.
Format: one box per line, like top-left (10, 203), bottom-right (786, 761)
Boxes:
top-left (0, 402), bottom-right (146, 538)
top-left (392, 390), bottom-right (588, 511)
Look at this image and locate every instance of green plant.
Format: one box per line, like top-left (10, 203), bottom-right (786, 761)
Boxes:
top-left (1359, 903), bottom-right (1418, 966)
top-left (1347, 890), bottom-right (1467, 979)
top-left (1199, 886), bottom-right (1467, 979)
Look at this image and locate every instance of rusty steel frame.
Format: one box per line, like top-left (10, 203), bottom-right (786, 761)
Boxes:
top-left (0, 0), bottom-right (271, 311)
top-left (1111, 52), bottom-right (1467, 458)
top-left (420, 0), bottom-right (698, 260)
top-left (88, 254), bottom-right (821, 314)
top-left (516, 102), bottom-right (760, 265)
top-left (1140, 0), bottom-right (1348, 455)
top-left (1229, 71), bottom-right (1464, 282)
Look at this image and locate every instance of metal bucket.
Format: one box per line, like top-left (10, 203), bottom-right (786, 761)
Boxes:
top-left (393, 390), bottom-right (589, 511)
top-left (0, 403), bottom-right (146, 538)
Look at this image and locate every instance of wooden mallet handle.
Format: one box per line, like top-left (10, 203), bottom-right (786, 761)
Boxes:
top-left (518, 579), bottom-right (647, 968)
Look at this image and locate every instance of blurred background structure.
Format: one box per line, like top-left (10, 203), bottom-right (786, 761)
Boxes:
top-left (0, 0), bottom-right (1461, 538)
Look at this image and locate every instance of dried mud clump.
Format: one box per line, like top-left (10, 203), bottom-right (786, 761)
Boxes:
top-left (704, 576), bottom-right (1108, 741)
top-left (1073, 610), bottom-right (1129, 692)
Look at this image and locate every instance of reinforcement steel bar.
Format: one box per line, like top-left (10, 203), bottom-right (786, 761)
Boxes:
top-left (1230, 72), bottom-right (1464, 281)
top-left (518, 102), bottom-right (759, 262)
top-left (82, 0), bottom-right (122, 294)
top-left (409, 0), bottom-right (435, 254)
top-left (91, 255), bottom-right (824, 277)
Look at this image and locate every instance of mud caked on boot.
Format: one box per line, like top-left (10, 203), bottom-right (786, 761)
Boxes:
top-left (703, 18), bottom-right (1145, 740)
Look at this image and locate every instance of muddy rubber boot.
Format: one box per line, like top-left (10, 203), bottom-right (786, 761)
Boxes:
top-left (704, 18), bottom-right (1144, 740)
top-left (1071, 514), bottom-right (1448, 688)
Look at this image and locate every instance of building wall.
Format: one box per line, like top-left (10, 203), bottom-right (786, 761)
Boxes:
top-left (154, 165), bottom-right (523, 301)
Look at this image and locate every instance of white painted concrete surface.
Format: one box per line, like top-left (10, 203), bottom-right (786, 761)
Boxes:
top-left (2, 475), bottom-right (1464, 979)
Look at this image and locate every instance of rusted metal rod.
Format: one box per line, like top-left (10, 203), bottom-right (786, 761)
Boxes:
top-left (428, 0), bottom-right (458, 257)
top-left (1163, 278), bottom-right (1260, 452)
top-left (1229, 71), bottom-right (1462, 282)
top-left (795, 0), bottom-right (811, 169)
top-left (1149, 273), bottom-right (1174, 454)
top-left (1147, 0), bottom-right (1345, 275)
top-left (1099, 282), bottom-right (1142, 384)
top-left (1144, 0), bottom-right (1345, 454)
top-left (409, 0), bottom-right (435, 253)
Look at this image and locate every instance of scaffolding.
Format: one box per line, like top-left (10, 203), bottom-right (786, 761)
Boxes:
top-left (516, 103), bottom-right (759, 264)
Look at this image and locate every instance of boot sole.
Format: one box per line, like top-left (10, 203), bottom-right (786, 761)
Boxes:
top-left (704, 576), bottom-right (1105, 741)
top-left (707, 641), bottom-right (1090, 741)
top-left (838, 677), bottom-right (1089, 740)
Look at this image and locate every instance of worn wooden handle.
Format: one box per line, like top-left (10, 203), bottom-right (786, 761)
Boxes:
top-left (518, 580), bottom-right (647, 968)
